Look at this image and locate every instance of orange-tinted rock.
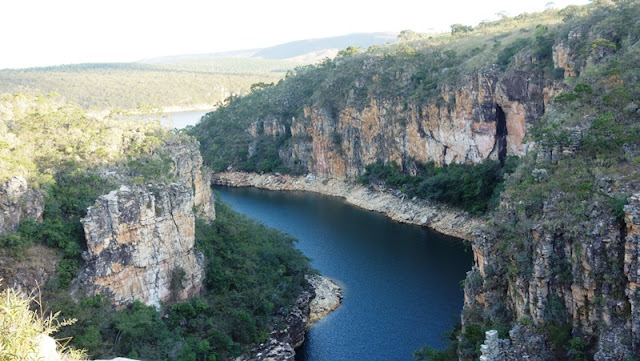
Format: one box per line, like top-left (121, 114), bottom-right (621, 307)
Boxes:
top-left (79, 183), bottom-right (204, 308)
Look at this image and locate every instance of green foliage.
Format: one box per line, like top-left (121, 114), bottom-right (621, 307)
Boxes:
top-left (497, 38), bottom-right (531, 68)
top-left (0, 286), bottom-right (85, 361)
top-left (358, 157), bottom-right (519, 214)
top-left (1, 165), bottom-right (114, 287)
top-left (450, 24), bottom-right (474, 35)
top-left (413, 324), bottom-right (461, 361)
top-left (47, 200), bottom-right (312, 361)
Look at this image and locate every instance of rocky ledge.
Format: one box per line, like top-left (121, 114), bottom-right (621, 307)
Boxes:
top-left (306, 275), bottom-right (342, 324)
top-left (237, 275), bottom-right (342, 361)
top-left (212, 171), bottom-right (483, 240)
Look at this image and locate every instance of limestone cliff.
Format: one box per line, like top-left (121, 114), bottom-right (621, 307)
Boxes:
top-left (0, 176), bottom-right (44, 235)
top-left (78, 183), bottom-right (204, 308)
top-left (462, 188), bottom-right (640, 360)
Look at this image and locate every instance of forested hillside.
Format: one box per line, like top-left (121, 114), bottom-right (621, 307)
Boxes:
top-left (0, 61), bottom-right (290, 110)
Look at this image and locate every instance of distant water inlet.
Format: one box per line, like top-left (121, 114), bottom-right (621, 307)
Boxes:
top-left (214, 186), bottom-right (473, 361)
top-left (162, 109), bottom-right (214, 129)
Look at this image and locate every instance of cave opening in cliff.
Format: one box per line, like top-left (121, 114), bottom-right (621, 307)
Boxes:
top-left (495, 104), bottom-right (508, 166)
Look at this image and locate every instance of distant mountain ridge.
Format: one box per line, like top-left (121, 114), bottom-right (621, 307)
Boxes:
top-left (140, 32), bottom-right (398, 64)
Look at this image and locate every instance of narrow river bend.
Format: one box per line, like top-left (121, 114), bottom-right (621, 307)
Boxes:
top-left (214, 186), bottom-right (473, 361)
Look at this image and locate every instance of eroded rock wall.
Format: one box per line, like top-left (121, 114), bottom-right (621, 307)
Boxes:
top-left (463, 191), bottom-right (640, 360)
top-left (0, 176), bottom-right (44, 235)
top-left (78, 183), bottom-right (204, 308)
top-left (248, 69), bottom-right (550, 180)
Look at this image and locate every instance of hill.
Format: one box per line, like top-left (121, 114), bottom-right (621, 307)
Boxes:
top-left (0, 33), bottom-right (398, 111)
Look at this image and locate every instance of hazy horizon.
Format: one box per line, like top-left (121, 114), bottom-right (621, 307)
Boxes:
top-left (2, 0), bottom-right (589, 69)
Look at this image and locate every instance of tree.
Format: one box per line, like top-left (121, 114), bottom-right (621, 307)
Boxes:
top-left (337, 46), bottom-right (360, 57)
top-left (450, 24), bottom-right (473, 35)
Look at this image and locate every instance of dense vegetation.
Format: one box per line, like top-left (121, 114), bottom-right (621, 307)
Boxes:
top-left (0, 93), bottom-right (177, 185)
top-left (0, 94), bottom-right (313, 360)
top-left (46, 199), bottom-right (311, 361)
top-left (357, 157), bottom-right (519, 215)
top-left (0, 94), bottom-right (180, 286)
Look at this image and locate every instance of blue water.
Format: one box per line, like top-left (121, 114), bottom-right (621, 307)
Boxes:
top-left (214, 186), bottom-right (472, 361)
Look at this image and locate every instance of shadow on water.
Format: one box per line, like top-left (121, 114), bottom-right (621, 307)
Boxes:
top-left (213, 186), bottom-right (473, 361)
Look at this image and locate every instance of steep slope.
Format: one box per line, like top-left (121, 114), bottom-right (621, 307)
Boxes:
top-left (461, 3), bottom-right (640, 358)
top-left (194, 2), bottom-right (640, 359)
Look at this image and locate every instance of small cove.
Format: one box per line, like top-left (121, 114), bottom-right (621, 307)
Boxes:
top-left (214, 186), bottom-right (473, 361)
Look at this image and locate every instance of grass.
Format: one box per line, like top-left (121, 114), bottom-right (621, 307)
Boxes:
top-left (0, 283), bottom-right (85, 360)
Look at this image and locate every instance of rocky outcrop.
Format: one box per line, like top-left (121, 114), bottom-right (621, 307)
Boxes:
top-left (244, 67), bottom-right (552, 180)
top-left (479, 330), bottom-right (508, 361)
top-left (77, 182), bottom-right (204, 308)
top-left (164, 138), bottom-right (215, 220)
top-left (463, 189), bottom-right (640, 360)
top-left (0, 245), bottom-right (59, 293)
top-left (624, 193), bottom-right (640, 353)
top-left (0, 176), bottom-right (44, 235)
top-left (236, 286), bottom-right (313, 361)
top-left (306, 275), bottom-right (342, 323)
top-left (212, 171), bottom-right (483, 240)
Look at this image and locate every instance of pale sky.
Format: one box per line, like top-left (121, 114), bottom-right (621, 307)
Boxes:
top-left (1, 0), bottom-right (590, 69)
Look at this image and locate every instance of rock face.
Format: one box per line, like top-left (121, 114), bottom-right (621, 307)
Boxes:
top-left (244, 67), bottom-right (551, 180)
top-left (236, 286), bottom-right (314, 361)
top-left (463, 190), bottom-right (640, 360)
top-left (624, 193), bottom-right (640, 355)
top-left (212, 171), bottom-right (483, 240)
top-left (0, 176), bottom-right (44, 235)
top-left (164, 138), bottom-right (215, 220)
top-left (78, 183), bottom-right (204, 308)
top-left (0, 245), bottom-right (59, 293)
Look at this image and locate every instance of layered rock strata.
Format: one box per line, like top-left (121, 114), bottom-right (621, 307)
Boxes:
top-left (212, 171), bottom-right (483, 240)
top-left (464, 191), bottom-right (640, 359)
top-left (242, 65), bottom-right (554, 180)
top-left (0, 176), bottom-right (44, 235)
top-left (78, 182), bottom-right (204, 308)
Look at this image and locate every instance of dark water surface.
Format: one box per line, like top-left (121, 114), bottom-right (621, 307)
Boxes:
top-left (214, 186), bottom-right (473, 361)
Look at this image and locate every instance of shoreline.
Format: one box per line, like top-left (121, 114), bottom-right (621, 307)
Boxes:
top-left (306, 275), bottom-right (342, 324)
top-left (211, 171), bottom-right (484, 240)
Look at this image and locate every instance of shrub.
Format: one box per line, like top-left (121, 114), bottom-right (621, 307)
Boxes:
top-left (0, 285), bottom-right (85, 360)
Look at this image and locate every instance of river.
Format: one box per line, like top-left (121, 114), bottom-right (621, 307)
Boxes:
top-left (214, 186), bottom-right (473, 361)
